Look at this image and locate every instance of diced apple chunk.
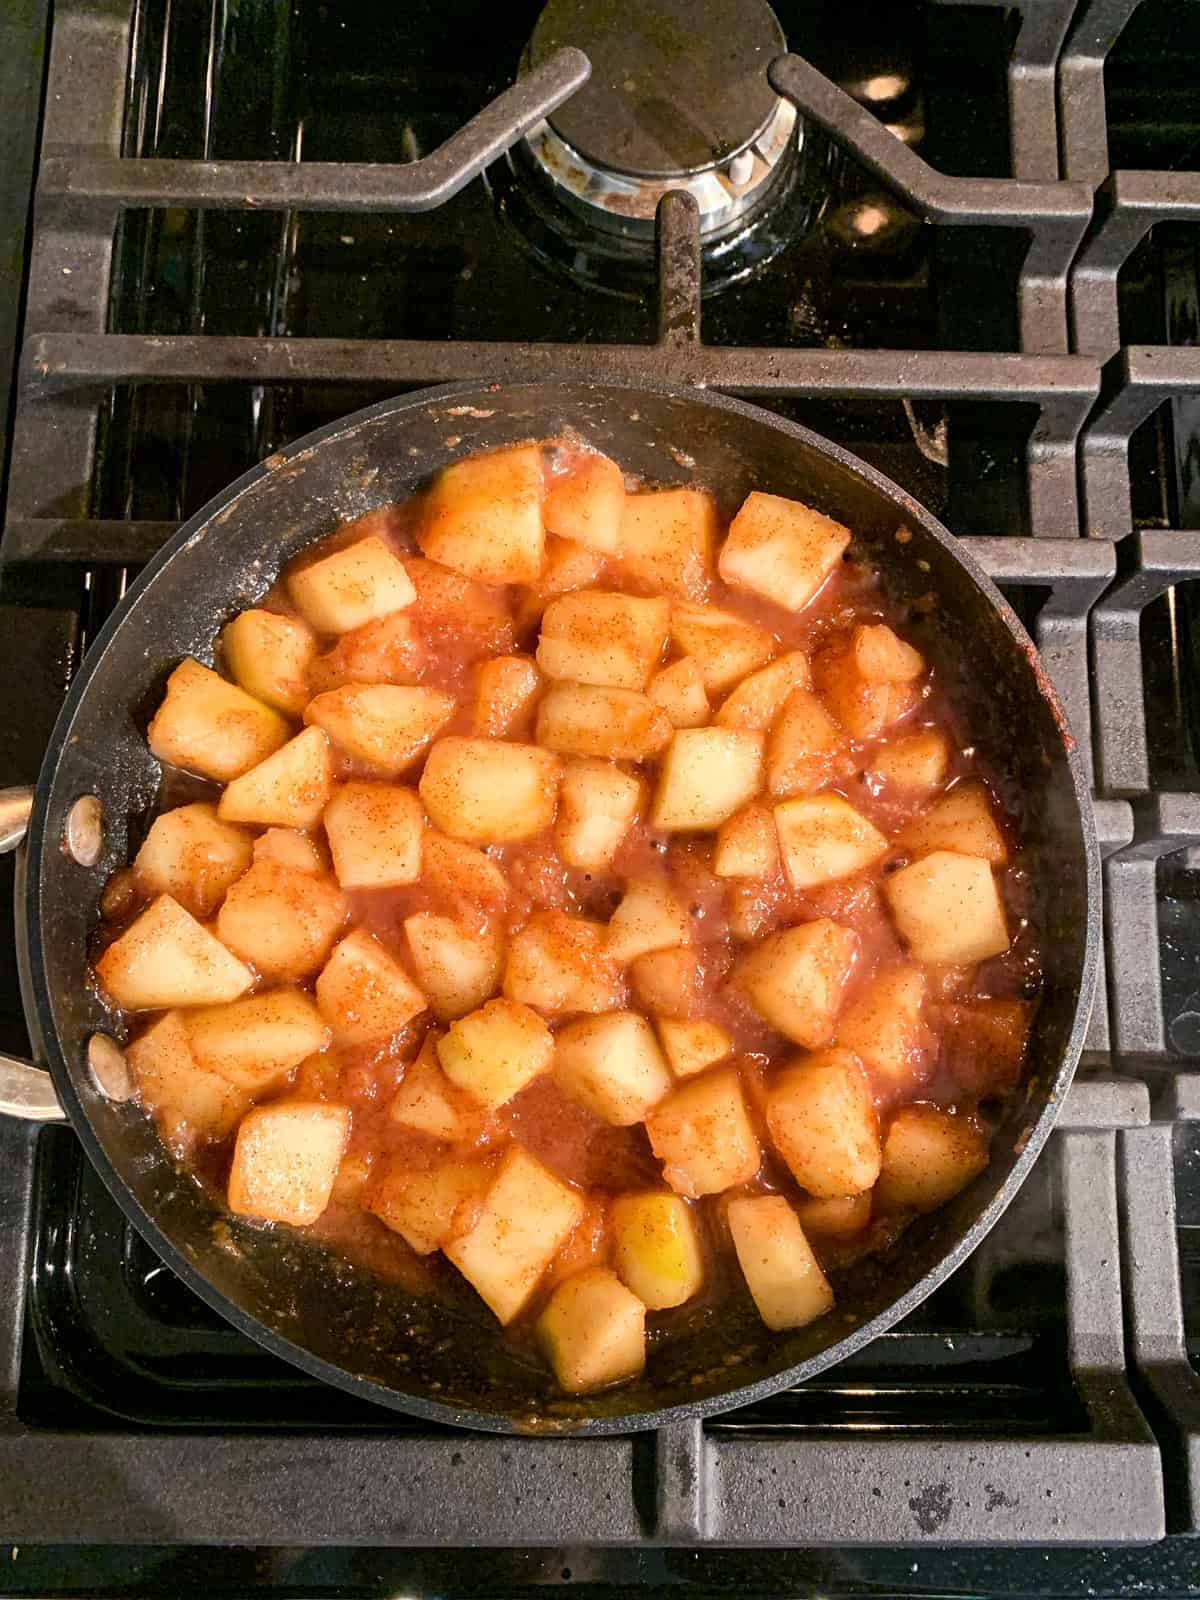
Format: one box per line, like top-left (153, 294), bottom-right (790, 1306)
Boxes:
top-left (437, 997), bottom-right (553, 1109)
top-left (855, 623), bottom-right (925, 682)
top-left (305, 684), bottom-right (455, 773)
top-left (544, 450), bottom-right (625, 553)
top-left (607, 878), bottom-right (691, 963)
top-left (766, 1048), bottom-right (882, 1197)
top-left (774, 793), bottom-right (889, 890)
top-left (404, 912), bottom-right (503, 1020)
top-left (323, 782), bottom-right (423, 888)
top-left (308, 611), bottom-right (420, 692)
top-left (884, 850), bottom-right (1009, 965)
top-left (389, 1036), bottom-right (485, 1144)
top-left (403, 557), bottom-right (515, 658)
top-left (419, 737), bottom-right (560, 844)
top-left (647, 657), bottom-right (709, 728)
top-left (734, 919), bottom-right (858, 1048)
top-left (227, 1101), bottom-right (350, 1226)
top-left (766, 687), bottom-right (847, 799)
top-left (814, 626), bottom-right (921, 740)
top-left (472, 655), bottom-right (542, 737)
top-left (716, 651), bottom-right (811, 729)
top-left (288, 535), bottom-right (416, 634)
top-left (645, 1068), bottom-right (760, 1197)
top-left (835, 965), bottom-right (929, 1089)
top-left (657, 1017), bottom-right (731, 1078)
top-left (670, 602), bottom-right (776, 694)
top-left (537, 591), bottom-right (669, 691)
top-left (504, 912), bottom-right (623, 1015)
top-left (221, 608), bottom-right (316, 714)
top-left (315, 928), bottom-right (427, 1045)
top-left (618, 487), bottom-right (717, 598)
top-left (652, 727), bottom-right (764, 831)
top-left (554, 1011), bottom-right (673, 1125)
top-left (793, 1189), bottom-right (871, 1240)
top-left (611, 1192), bottom-right (703, 1309)
top-left (868, 728), bottom-right (949, 792)
top-left (253, 828), bottom-right (325, 874)
top-left (132, 802), bottom-right (253, 919)
top-left (422, 831), bottom-right (509, 925)
top-left (900, 780), bottom-right (1008, 864)
top-left (445, 1144), bottom-right (585, 1324)
top-left (127, 1010), bottom-right (249, 1141)
top-left (418, 445), bottom-right (545, 584)
top-left (727, 1195), bottom-right (834, 1331)
top-left (719, 491), bottom-right (850, 613)
top-left (148, 658), bottom-right (290, 782)
top-left (536, 682), bottom-right (671, 760)
top-left (630, 946), bottom-right (704, 1017)
top-left (518, 539), bottom-right (605, 627)
top-left (538, 1266), bottom-right (647, 1393)
top-left (714, 803), bottom-right (779, 879)
top-left (366, 1155), bottom-right (493, 1255)
top-left (933, 998), bottom-right (1032, 1097)
top-left (96, 895), bottom-right (253, 1010)
top-left (217, 860), bottom-right (347, 980)
top-left (218, 726), bottom-right (333, 830)
top-left (875, 1104), bottom-right (989, 1212)
top-left (555, 759), bottom-right (642, 871)
top-left (184, 988), bottom-right (330, 1092)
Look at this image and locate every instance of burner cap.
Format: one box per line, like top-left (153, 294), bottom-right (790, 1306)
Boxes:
top-left (529, 0), bottom-right (786, 179)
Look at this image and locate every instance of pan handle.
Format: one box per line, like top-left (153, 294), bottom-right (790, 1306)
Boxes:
top-left (0, 785), bottom-right (67, 1121)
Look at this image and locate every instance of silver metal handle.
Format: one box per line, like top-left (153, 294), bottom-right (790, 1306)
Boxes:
top-left (0, 784), bottom-right (67, 1120)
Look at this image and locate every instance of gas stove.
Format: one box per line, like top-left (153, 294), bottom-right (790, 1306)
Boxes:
top-left (1, 0), bottom-right (1199, 1592)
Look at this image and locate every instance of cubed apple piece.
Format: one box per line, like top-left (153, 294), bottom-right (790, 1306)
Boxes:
top-left (774, 793), bottom-right (889, 890)
top-left (221, 608), bottom-right (316, 714)
top-left (422, 831), bottom-right (509, 926)
top-left (253, 828), bottom-right (326, 874)
top-left (933, 998), bottom-right (1032, 1097)
top-left (404, 555), bottom-right (515, 658)
top-left (766, 1048), bottom-right (882, 1197)
top-left (218, 726), bottom-right (333, 830)
top-left (418, 444), bottom-right (545, 584)
top-left (308, 611), bottom-right (420, 693)
top-left (305, 684), bottom-right (455, 773)
top-left (323, 782), bottom-right (423, 889)
top-left (544, 449), bottom-right (625, 552)
top-left (331, 1150), bottom-right (375, 1207)
top-left (884, 850), bottom-right (1009, 965)
top-left (472, 655), bottom-right (542, 737)
top-left (734, 919), bottom-right (858, 1048)
top-left (389, 1035), bottom-right (484, 1143)
top-left (656, 1018), bottom-right (732, 1079)
top-left (537, 591), bottom-right (669, 692)
top-left (445, 1144), bottom-right (586, 1323)
top-left (555, 758), bottom-right (642, 871)
top-left (536, 682), bottom-right (671, 761)
top-left (405, 912), bottom-right (503, 1020)
top-left (419, 737), bottom-right (560, 844)
top-left (517, 539), bottom-right (605, 630)
top-left (288, 535), bottom-right (416, 635)
top-left (96, 895), bottom-right (254, 1010)
top-left (315, 929), bottom-right (427, 1046)
top-left (184, 987), bottom-right (330, 1093)
top-left (814, 625), bottom-right (921, 741)
top-left (645, 1068), bottom-right (760, 1197)
top-left (554, 1011), bottom-right (673, 1126)
top-left (538, 1266), bottom-right (646, 1392)
top-left (719, 491), bottom-right (850, 613)
top-left (611, 1192), bottom-right (703, 1309)
top-left (727, 1195), bottom-right (834, 1331)
top-left (835, 964), bottom-right (929, 1089)
top-left (715, 651), bottom-right (812, 729)
top-left (132, 802), bottom-right (253, 919)
top-left (217, 861), bottom-right (347, 980)
top-left (900, 780), bottom-right (1008, 864)
top-left (669, 602), bottom-right (777, 694)
top-left (504, 912), bottom-right (624, 1015)
top-left (607, 878), bottom-right (691, 963)
top-left (148, 658), bottom-right (291, 782)
top-left (437, 997), bottom-right (553, 1109)
top-left (766, 687), bottom-right (847, 799)
top-left (366, 1155), bottom-right (494, 1255)
top-left (127, 1010), bottom-right (249, 1141)
top-left (855, 623), bottom-right (925, 682)
top-left (651, 727), bottom-right (764, 832)
top-left (647, 657), bottom-right (709, 728)
top-left (714, 803), bottom-right (779, 879)
top-left (618, 487), bottom-right (717, 598)
top-left (867, 728), bottom-right (949, 792)
top-left (875, 1104), bottom-right (990, 1212)
top-left (793, 1189), bottom-right (871, 1240)
top-left (227, 1101), bottom-right (350, 1226)
top-left (630, 946), bottom-right (704, 1016)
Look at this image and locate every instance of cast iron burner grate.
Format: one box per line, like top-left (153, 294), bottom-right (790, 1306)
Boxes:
top-left (2, 0), bottom-right (1200, 1560)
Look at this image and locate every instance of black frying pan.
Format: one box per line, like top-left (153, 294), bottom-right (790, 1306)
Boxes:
top-left (0, 381), bottom-right (1099, 1434)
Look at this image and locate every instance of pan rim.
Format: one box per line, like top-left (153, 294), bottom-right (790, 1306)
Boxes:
top-left (22, 377), bottom-right (1101, 1437)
